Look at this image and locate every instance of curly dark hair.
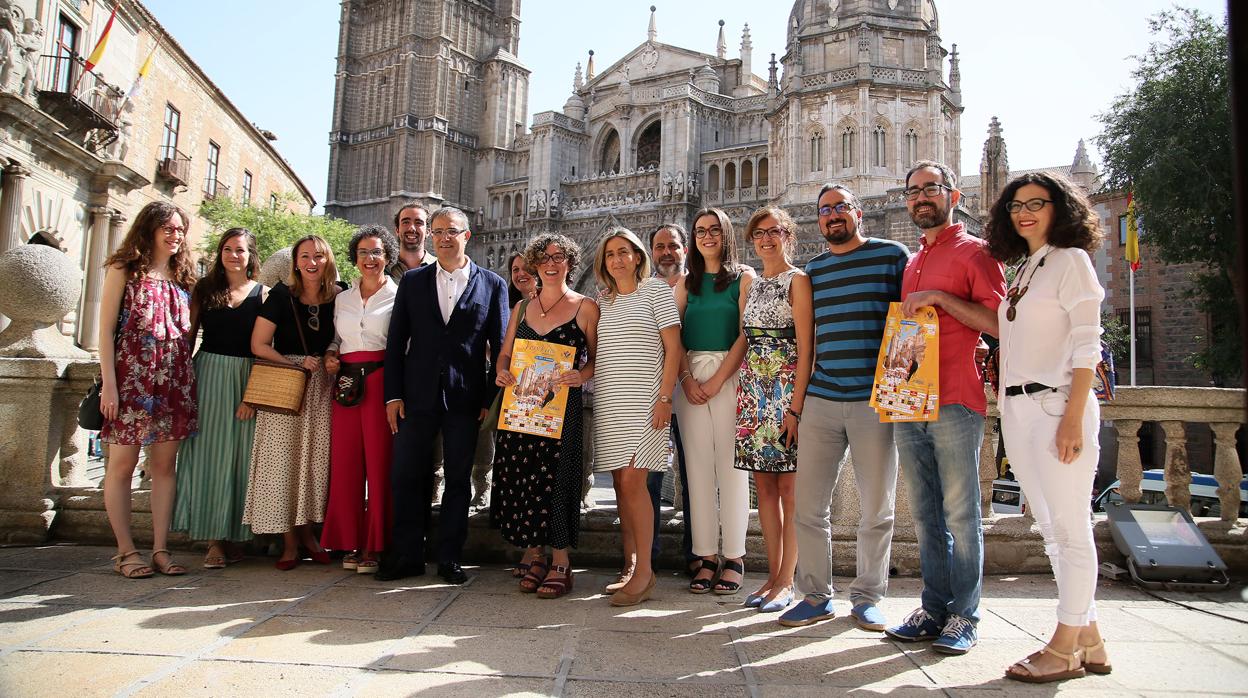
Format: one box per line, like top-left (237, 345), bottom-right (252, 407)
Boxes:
top-left (984, 172), bottom-right (1104, 263)
top-left (348, 224), bottom-right (398, 265)
top-left (104, 201), bottom-right (197, 290)
top-left (523, 233), bottom-right (581, 284)
top-left (194, 228), bottom-right (259, 311)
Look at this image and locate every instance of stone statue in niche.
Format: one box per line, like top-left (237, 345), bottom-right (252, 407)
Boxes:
top-left (688, 172), bottom-right (699, 199)
top-left (660, 172), bottom-right (673, 200)
top-left (674, 171), bottom-right (686, 199)
top-left (646, 190), bottom-right (656, 202)
top-left (534, 189), bottom-right (547, 215)
top-left (528, 191), bottom-right (539, 214)
top-left (0, 1), bottom-right (18, 93)
top-left (549, 190), bottom-right (559, 215)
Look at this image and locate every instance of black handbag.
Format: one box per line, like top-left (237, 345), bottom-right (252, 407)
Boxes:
top-left (333, 361), bottom-right (383, 407)
top-left (78, 377), bottom-right (104, 431)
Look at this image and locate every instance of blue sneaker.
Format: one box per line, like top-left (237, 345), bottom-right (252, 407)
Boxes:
top-left (931, 615), bottom-right (977, 655)
top-left (850, 603), bottom-right (887, 631)
top-left (884, 608), bottom-right (943, 642)
top-left (778, 597), bottom-right (835, 627)
top-left (759, 591), bottom-right (794, 613)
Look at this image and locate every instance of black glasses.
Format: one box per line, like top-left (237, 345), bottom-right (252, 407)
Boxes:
top-left (693, 226), bottom-right (723, 238)
top-left (430, 228), bottom-right (466, 238)
top-left (749, 227), bottom-right (787, 241)
top-left (1006, 198), bottom-right (1053, 214)
top-left (904, 183), bottom-right (952, 200)
top-left (818, 203), bottom-right (854, 216)
top-left (537, 252), bottom-right (568, 264)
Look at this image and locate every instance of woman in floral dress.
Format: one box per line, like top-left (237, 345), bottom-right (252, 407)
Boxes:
top-left (735, 206), bottom-right (813, 613)
top-left (98, 201), bottom-right (199, 579)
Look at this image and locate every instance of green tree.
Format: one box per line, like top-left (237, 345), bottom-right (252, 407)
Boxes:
top-left (197, 193), bottom-right (360, 281)
top-left (1097, 7), bottom-right (1239, 381)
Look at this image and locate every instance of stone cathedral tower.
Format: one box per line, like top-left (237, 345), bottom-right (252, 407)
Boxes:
top-left (325, 0), bottom-right (529, 227)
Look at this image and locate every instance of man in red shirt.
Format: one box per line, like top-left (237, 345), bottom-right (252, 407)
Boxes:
top-left (884, 161), bottom-right (1006, 656)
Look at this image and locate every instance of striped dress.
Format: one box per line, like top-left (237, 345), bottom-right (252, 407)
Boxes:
top-left (593, 277), bottom-right (681, 472)
top-left (173, 283), bottom-right (264, 542)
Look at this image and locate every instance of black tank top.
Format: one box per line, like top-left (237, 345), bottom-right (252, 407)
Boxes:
top-left (198, 283), bottom-right (263, 358)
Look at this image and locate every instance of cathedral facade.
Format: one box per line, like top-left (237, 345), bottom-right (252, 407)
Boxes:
top-left (327, 0), bottom-right (964, 288)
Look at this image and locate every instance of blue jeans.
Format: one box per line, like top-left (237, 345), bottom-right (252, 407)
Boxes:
top-left (894, 404), bottom-right (984, 624)
top-left (647, 413), bottom-right (694, 566)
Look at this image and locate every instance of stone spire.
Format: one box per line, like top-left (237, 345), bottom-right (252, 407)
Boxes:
top-left (564, 63), bottom-right (586, 120)
top-left (572, 62), bottom-right (583, 91)
top-left (647, 5), bottom-right (657, 42)
top-left (739, 23), bottom-right (752, 80)
top-left (1069, 139), bottom-right (1099, 191)
top-left (585, 50), bottom-right (595, 81)
top-left (716, 19), bottom-right (727, 59)
top-left (767, 52), bottom-right (778, 96)
top-left (948, 43), bottom-right (961, 104)
top-left (979, 116), bottom-right (1010, 218)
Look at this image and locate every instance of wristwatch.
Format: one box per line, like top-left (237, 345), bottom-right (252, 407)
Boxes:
top-left (658, 394), bottom-right (672, 404)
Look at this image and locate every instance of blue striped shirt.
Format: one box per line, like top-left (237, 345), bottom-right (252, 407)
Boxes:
top-left (805, 238), bottom-right (910, 402)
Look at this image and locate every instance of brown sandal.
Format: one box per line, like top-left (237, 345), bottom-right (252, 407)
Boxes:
top-left (537, 565), bottom-right (574, 599)
top-left (1080, 639), bottom-right (1113, 675)
top-left (151, 549), bottom-right (187, 576)
top-left (518, 556), bottom-right (550, 593)
top-left (203, 543), bottom-right (227, 569)
top-left (1005, 645), bottom-right (1087, 684)
top-left (112, 550), bottom-right (153, 579)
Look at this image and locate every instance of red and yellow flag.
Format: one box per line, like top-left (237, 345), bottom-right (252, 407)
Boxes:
top-left (83, 4), bottom-right (119, 72)
top-left (1124, 192), bottom-right (1141, 272)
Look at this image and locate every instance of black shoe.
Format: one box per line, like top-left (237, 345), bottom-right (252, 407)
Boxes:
top-left (375, 557), bottom-right (426, 582)
top-left (437, 562), bottom-right (468, 584)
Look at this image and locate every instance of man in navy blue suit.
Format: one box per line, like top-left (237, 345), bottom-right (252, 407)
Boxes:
top-left (379, 206), bottom-right (510, 584)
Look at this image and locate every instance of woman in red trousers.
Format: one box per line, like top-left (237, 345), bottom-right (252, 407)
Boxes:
top-left (321, 225), bottom-right (400, 573)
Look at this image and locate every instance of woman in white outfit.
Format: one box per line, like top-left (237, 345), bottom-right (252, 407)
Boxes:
top-left (674, 207), bottom-right (754, 595)
top-left (985, 172), bottom-right (1111, 684)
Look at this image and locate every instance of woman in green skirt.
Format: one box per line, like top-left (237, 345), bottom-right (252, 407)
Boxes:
top-left (173, 228), bottom-right (265, 568)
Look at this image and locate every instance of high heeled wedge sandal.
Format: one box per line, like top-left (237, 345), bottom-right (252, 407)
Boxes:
top-left (714, 558), bottom-right (745, 595)
top-left (1005, 645), bottom-right (1087, 684)
top-left (689, 557), bottom-right (720, 594)
top-left (537, 565), bottom-right (574, 599)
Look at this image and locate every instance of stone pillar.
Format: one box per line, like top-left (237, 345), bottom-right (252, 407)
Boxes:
top-left (0, 162), bottom-right (31, 334)
top-left (77, 206), bottom-right (114, 353)
top-left (109, 209), bottom-right (127, 251)
top-left (1210, 422), bottom-right (1243, 522)
top-left (1159, 420), bottom-right (1191, 512)
top-left (1114, 419), bottom-right (1144, 502)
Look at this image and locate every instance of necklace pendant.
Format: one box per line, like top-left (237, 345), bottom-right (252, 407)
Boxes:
top-left (540, 312), bottom-right (547, 318)
top-left (1006, 306), bottom-right (1017, 322)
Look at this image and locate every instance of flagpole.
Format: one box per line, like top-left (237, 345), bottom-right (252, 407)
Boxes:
top-left (1129, 266), bottom-right (1137, 386)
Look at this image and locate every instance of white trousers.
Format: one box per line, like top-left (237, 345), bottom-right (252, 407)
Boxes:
top-left (675, 350), bottom-right (749, 559)
top-left (1000, 386), bottom-right (1100, 626)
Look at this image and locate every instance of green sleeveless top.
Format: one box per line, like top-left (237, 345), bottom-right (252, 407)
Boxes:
top-left (682, 272), bottom-right (741, 351)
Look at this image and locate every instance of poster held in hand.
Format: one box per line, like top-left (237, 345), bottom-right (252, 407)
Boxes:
top-left (498, 338), bottom-right (576, 439)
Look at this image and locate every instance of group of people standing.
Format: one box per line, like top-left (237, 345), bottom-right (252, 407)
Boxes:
top-left (96, 158), bottom-right (1112, 685)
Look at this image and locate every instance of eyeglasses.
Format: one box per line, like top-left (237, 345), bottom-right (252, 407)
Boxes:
top-left (1006, 198), bottom-right (1053, 214)
top-left (904, 183), bottom-right (952, 200)
top-left (160, 225), bottom-right (186, 237)
top-left (357, 249), bottom-right (387, 259)
top-left (537, 252), bottom-right (568, 264)
top-left (749, 227), bottom-right (788, 241)
top-left (693, 226), bottom-right (723, 238)
top-left (818, 203), bottom-right (854, 216)
top-left (430, 228), bottom-right (466, 238)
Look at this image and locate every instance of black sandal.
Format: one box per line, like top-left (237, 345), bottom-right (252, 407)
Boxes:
top-left (714, 558), bottom-right (744, 595)
top-left (689, 557), bottom-right (720, 594)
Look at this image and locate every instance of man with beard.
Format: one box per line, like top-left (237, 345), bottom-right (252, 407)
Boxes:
top-left (777, 184), bottom-right (909, 630)
top-left (649, 223), bottom-right (698, 576)
top-left (884, 161), bottom-right (1005, 655)
top-left (388, 202), bottom-right (436, 281)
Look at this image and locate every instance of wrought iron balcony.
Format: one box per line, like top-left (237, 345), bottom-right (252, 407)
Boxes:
top-left (202, 178), bottom-right (230, 200)
top-left (36, 53), bottom-right (122, 134)
top-left (157, 147), bottom-right (191, 187)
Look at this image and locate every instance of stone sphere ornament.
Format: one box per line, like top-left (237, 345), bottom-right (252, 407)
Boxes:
top-left (258, 247), bottom-right (292, 288)
top-left (0, 243), bottom-right (89, 358)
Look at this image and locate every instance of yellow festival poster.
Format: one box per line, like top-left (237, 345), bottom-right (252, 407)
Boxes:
top-left (498, 338), bottom-right (576, 439)
top-left (871, 303), bottom-right (940, 422)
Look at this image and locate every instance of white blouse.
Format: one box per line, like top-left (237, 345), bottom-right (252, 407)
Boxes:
top-left (330, 277), bottom-right (398, 354)
top-left (997, 245), bottom-right (1104, 391)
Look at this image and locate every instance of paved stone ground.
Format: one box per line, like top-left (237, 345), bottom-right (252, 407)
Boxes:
top-left (0, 544), bottom-right (1245, 697)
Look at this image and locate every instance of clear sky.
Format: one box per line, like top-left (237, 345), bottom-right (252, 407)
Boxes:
top-left (143, 0), bottom-right (1227, 211)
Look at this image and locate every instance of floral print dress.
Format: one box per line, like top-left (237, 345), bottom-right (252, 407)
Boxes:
top-left (735, 268), bottom-right (799, 472)
top-left (100, 276), bottom-right (198, 445)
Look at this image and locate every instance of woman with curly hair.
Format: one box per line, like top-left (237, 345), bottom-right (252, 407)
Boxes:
top-left (734, 207), bottom-right (813, 613)
top-left (494, 234), bottom-right (598, 598)
top-left (173, 228), bottom-right (264, 569)
top-left (99, 201), bottom-right (199, 578)
top-left (984, 172), bottom-right (1111, 684)
top-left (320, 225), bottom-right (400, 574)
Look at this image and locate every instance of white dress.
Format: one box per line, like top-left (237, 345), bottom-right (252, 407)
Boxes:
top-left (593, 277), bottom-right (681, 472)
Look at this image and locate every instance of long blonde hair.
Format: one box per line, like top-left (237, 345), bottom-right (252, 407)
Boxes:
top-left (286, 235), bottom-right (339, 303)
top-left (594, 227), bottom-right (651, 300)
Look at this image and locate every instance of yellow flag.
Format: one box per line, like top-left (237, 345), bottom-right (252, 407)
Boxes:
top-left (1125, 192), bottom-right (1141, 272)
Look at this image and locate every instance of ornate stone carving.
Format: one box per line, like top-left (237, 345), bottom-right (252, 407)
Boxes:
top-left (674, 171), bottom-right (686, 199)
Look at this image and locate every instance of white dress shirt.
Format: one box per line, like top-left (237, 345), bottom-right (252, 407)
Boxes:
top-left (997, 245), bottom-right (1104, 391)
top-left (330, 277), bottom-right (398, 354)
top-left (435, 259), bottom-right (473, 324)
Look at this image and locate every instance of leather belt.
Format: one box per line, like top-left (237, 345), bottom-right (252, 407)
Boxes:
top-left (1004, 382), bottom-right (1055, 397)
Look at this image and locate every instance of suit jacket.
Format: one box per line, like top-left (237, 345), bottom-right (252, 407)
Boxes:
top-left (384, 260), bottom-right (510, 415)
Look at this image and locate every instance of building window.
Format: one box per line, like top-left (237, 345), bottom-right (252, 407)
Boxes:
top-left (1117, 306), bottom-right (1153, 368)
top-left (242, 170), bottom-right (253, 204)
top-left (161, 104), bottom-right (180, 161)
top-left (205, 141), bottom-right (220, 197)
top-left (1118, 214), bottom-right (1128, 246)
top-left (270, 193), bottom-right (278, 211)
top-left (52, 15), bottom-right (80, 93)
top-left (841, 127), bottom-right (855, 169)
top-left (809, 132), bottom-right (823, 172)
top-left (871, 126), bottom-right (887, 167)
top-left (905, 129), bottom-right (919, 166)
